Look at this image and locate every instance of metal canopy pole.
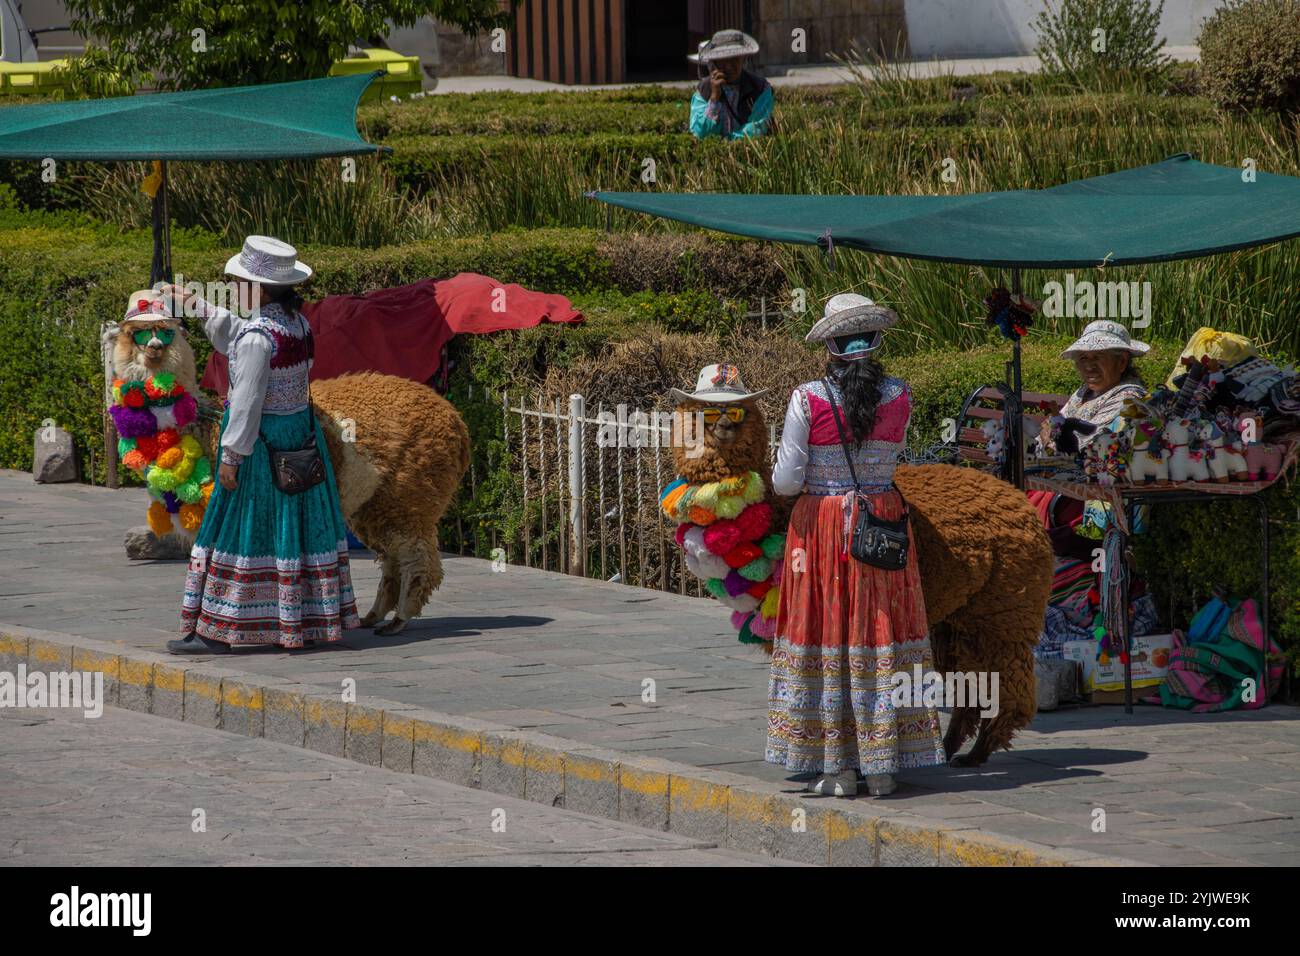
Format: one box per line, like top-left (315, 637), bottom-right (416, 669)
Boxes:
top-left (148, 160), bottom-right (172, 287)
top-left (1007, 267), bottom-right (1026, 489)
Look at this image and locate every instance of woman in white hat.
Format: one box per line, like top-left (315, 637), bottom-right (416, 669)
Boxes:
top-left (1041, 319), bottom-right (1150, 450)
top-left (160, 236), bottom-right (360, 654)
top-left (766, 294), bottom-right (945, 797)
top-left (687, 29), bottom-right (773, 140)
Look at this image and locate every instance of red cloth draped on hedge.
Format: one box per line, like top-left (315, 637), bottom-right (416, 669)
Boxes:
top-left (199, 272), bottom-right (583, 397)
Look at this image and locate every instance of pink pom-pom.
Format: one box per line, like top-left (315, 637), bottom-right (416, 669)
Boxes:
top-left (733, 501), bottom-right (771, 542)
top-left (674, 523), bottom-right (690, 548)
top-left (730, 610), bottom-right (750, 631)
top-left (702, 519), bottom-right (741, 556)
top-left (172, 393), bottom-right (197, 429)
top-left (749, 614), bottom-right (777, 639)
top-left (724, 569), bottom-right (749, 597)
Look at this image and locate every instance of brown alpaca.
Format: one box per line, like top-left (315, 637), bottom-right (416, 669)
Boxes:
top-left (310, 372), bottom-right (471, 636)
top-left (667, 393), bottom-right (1051, 766)
top-left (895, 463), bottom-right (1053, 766)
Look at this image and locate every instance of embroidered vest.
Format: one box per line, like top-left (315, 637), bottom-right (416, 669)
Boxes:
top-left (230, 303), bottom-right (313, 416)
top-left (799, 376), bottom-right (910, 495)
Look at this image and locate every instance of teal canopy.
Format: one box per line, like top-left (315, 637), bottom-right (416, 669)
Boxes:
top-left (591, 155), bottom-right (1300, 268)
top-left (0, 73), bottom-right (384, 161)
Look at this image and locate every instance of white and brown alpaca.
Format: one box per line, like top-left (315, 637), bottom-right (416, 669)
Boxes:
top-left (104, 318), bottom-right (200, 397)
top-left (312, 372), bottom-right (471, 636)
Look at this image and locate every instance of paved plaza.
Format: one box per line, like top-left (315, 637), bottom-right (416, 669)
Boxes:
top-left (2, 470), bottom-right (1299, 866)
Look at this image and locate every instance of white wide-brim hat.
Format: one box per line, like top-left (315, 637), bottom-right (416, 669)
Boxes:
top-left (122, 288), bottom-right (179, 325)
top-left (1061, 319), bottom-right (1150, 359)
top-left (670, 362), bottom-right (768, 404)
top-left (224, 235), bottom-right (313, 286)
top-left (806, 293), bottom-right (899, 344)
top-left (687, 29), bottom-right (760, 63)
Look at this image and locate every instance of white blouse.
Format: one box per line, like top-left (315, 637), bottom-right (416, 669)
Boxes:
top-left (772, 389), bottom-right (812, 497)
top-left (194, 297), bottom-right (272, 464)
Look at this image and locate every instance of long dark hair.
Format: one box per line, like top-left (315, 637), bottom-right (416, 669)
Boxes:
top-left (263, 283), bottom-right (304, 313)
top-left (827, 356), bottom-right (885, 446)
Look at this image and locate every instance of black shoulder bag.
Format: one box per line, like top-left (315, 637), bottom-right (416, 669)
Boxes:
top-left (261, 312), bottom-right (326, 496)
top-left (262, 426), bottom-right (326, 495)
top-left (823, 378), bottom-right (911, 571)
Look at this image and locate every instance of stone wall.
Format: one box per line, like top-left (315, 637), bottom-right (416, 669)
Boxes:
top-left (756, 0), bottom-right (910, 67)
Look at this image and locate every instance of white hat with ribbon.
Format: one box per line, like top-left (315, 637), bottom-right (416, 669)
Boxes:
top-left (224, 235), bottom-right (313, 286)
top-left (670, 363), bottom-right (768, 404)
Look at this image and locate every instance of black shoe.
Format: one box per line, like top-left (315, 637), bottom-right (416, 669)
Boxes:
top-left (166, 633), bottom-right (230, 655)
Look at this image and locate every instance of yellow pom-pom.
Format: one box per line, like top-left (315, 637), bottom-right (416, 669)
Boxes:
top-left (178, 503), bottom-right (204, 532)
top-left (180, 434), bottom-right (201, 457)
top-left (147, 501), bottom-right (172, 537)
top-left (156, 446), bottom-right (183, 470)
top-left (692, 482), bottom-right (721, 512)
top-left (718, 475), bottom-right (746, 494)
top-left (741, 471), bottom-right (766, 504)
top-left (171, 455), bottom-right (195, 483)
top-left (760, 587), bottom-right (780, 619)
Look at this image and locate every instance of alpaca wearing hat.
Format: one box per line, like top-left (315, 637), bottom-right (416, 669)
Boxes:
top-left (661, 363), bottom-right (785, 647)
top-left (105, 289), bottom-right (216, 544)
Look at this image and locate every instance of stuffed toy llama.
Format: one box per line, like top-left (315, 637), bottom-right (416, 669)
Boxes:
top-left (105, 291), bottom-right (215, 542)
top-left (658, 370), bottom-right (1052, 765)
top-left (1212, 410), bottom-right (1249, 481)
top-left (1123, 399), bottom-right (1168, 483)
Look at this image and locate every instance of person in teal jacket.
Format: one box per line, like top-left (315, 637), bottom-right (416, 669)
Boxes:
top-left (687, 29), bottom-right (773, 141)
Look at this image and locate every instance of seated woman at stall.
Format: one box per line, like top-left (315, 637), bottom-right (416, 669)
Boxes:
top-left (688, 30), bottom-right (773, 141)
top-left (1031, 320), bottom-right (1158, 658)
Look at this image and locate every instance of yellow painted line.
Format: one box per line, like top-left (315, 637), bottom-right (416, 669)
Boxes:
top-left (670, 775), bottom-right (729, 814)
top-left (620, 767), bottom-right (669, 798)
top-left (30, 640), bottom-right (69, 666)
top-left (728, 789), bottom-right (776, 825)
top-left (184, 673), bottom-right (221, 699)
top-left (482, 736), bottom-right (526, 768)
top-left (264, 689), bottom-right (302, 713)
top-left (879, 820), bottom-right (940, 860)
top-left (119, 659), bottom-right (153, 687)
top-left (346, 707), bottom-right (381, 735)
top-left (153, 664), bottom-right (185, 693)
top-left (565, 753), bottom-right (617, 783)
top-left (72, 648), bottom-right (120, 679)
top-left (524, 747), bottom-right (564, 775)
top-left (304, 697), bottom-right (346, 728)
top-left (0, 634), bottom-right (29, 658)
top-left (412, 721), bottom-right (481, 754)
top-left (826, 812), bottom-right (877, 845)
top-left (382, 713), bottom-right (416, 739)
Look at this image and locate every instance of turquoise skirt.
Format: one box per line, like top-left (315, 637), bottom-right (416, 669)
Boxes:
top-left (180, 407), bottom-right (360, 647)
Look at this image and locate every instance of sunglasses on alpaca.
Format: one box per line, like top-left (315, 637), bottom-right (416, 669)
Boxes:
top-left (133, 328), bottom-right (176, 346)
top-left (698, 406), bottom-right (747, 424)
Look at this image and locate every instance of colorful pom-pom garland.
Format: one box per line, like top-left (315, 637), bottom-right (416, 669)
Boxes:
top-left (110, 374), bottom-right (213, 538)
top-left (660, 471), bottom-right (783, 647)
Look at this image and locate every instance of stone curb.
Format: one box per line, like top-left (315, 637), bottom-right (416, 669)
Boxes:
top-left (0, 624), bottom-right (1142, 867)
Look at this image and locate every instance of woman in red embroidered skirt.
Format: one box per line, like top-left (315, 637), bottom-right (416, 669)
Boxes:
top-left (767, 294), bottom-right (945, 797)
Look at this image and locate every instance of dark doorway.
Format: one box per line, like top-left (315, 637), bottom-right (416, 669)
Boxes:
top-left (624, 0), bottom-right (688, 82)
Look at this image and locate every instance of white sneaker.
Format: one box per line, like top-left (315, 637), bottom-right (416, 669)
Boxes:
top-left (866, 773), bottom-right (896, 796)
top-left (831, 770), bottom-right (858, 798)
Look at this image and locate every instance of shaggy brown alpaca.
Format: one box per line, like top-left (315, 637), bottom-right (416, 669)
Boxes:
top-left (666, 391), bottom-right (1052, 766)
top-left (894, 463), bottom-right (1053, 766)
top-left (311, 372), bottom-right (471, 636)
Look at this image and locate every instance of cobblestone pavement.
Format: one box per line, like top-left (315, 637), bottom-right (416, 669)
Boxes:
top-left (0, 707), bottom-right (790, 866)
top-left (3, 471), bottom-right (1300, 865)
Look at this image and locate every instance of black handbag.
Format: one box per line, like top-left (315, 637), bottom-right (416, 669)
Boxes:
top-left (823, 378), bottom-right (911, 571)
top-left (262, 427), bottom-right (326, 495)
